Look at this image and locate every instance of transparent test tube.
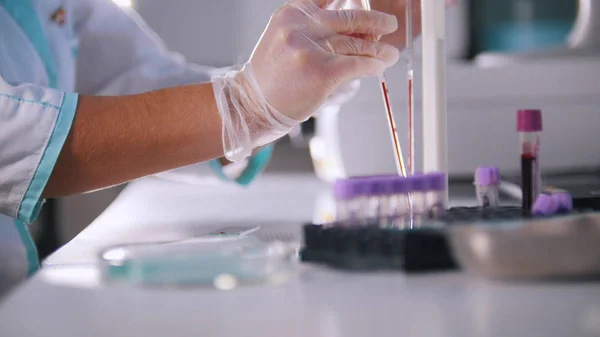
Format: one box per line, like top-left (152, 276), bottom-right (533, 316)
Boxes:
top-left (388, 176), bottom-right (412, 227)
top-left (361, 0), bottom-right (407, 177)
top-left (517, 109), bottom-right (543, 213)
top-left (426, 172), bottom-right (448, 218)
top-left (408, 174), bottom-right (430, 225)
top-left (364, 177), bottom-right (388, 222)
top-left (334, 178), bottom-right (365, 223)
top-left (474, 167), bottom-right (500, 208)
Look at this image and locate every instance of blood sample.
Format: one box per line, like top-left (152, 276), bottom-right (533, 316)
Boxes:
top-left (380, 79), bottom-right (407, 176)
top-left (517, 109), bottom-right (543, 214)
top-left (361, 0), bottom-right (407, 177)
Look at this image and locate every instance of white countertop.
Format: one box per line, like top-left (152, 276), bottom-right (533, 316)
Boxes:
top-left (45, 174), bottom-right (328, 266)
top-left (1, 174), bottom-right (599, 337)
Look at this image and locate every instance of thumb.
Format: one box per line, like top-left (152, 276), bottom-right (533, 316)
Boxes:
top-left (333, 55), bottom-right (389, 81)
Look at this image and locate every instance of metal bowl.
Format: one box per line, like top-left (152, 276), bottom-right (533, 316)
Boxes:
top-left (449, 213), bottom-right (600, 281)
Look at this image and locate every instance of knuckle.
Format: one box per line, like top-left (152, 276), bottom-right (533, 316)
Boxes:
top-left (272, 6), bottom-right (288, 20)
top-left (277, 28), bottom-right (295, 45)
top-left (345, 37), bottom-right (361, 55)
top-left (334, 10), bottom-right (347, 27)
top-left (322, 37), bottom-right (336, 53)
top-left (274, 3), bottom-right (297, 19)
top-left (336, 10), bottom-right (353, 31)
top-left (346, 10), bottom-right (358, 29)
top-left (369, 41), bottom-right (383, 57)
top-left (292, 49), bottom-right (311, 66)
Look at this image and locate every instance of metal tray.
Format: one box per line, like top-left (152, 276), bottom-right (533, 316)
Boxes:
top-left (449, 212), bottom-right (600, 281)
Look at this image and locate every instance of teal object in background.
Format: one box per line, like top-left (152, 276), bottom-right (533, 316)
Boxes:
top-left (483, 21), bottom-right (574, 52)
top-left (470, 0), bottom-right (578, 55)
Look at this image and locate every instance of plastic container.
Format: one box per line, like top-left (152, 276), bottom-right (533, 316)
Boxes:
top-left (474, 166), bottom-right (501, 208)
top-left (426, 172), bottom-right (448, 218)
top-left (532, 193), bottom-right (559, 216)
top-left (100, 236), bottom-right (298, 289)
top-left (552, 192), bottom-right (573, 213)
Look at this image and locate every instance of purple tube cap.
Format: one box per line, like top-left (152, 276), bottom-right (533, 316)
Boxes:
top-left (552, 192), bottom-right (573, 212)
top-left (334, 178), bottom-right (364, 200)
top-left (532, 194), bottom-right (559, 216)
top-left (364, 177), bottom-right (390, 196)
top-left (390, 176), bottom-right (411, 194)
top-left (474, 166), bottom-right (500, 186)
top-left (517, 109), bottom-right (543, 132)
top-left (427, 172), bottom-right (448, 191)
top-left (409, 174), bottom-right (430, 192)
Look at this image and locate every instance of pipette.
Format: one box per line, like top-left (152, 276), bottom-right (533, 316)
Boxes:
top-left (361, 0), bottom-right (407, 177)
top-left (380, 75), bottom-right (407, 177)
top-left (406, 0), bottom-right (415, 175)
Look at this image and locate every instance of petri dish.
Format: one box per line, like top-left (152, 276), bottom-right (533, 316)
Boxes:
top-left (100, 236), bottom-right (298, 289)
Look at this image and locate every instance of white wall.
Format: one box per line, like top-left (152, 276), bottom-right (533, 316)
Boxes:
top-left (134, 0), bottom-right (286, 66)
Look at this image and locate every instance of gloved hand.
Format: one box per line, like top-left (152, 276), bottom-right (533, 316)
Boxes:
top-left (322, 79), bottom-right (361, 108)
top-left (328, 0), bottom-right (459, 50)
top-left (211, 0), bottom-right (400, 162)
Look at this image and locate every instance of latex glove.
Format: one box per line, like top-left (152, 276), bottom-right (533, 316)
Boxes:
top-left (211, 0), bottom-right (400, 162)
top-left (323, 79), bottom-right (361, 108)
top-left (328, 0), bottom-right (458, 49)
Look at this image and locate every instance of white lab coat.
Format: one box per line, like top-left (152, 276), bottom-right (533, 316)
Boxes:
top-left (0, 0), bottom-right (274, 297)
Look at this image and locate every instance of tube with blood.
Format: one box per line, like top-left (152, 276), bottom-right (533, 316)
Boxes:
top-left (361, 0), bottom-right (407, 177)
top-left (517, 109), bottom-right (543, 214)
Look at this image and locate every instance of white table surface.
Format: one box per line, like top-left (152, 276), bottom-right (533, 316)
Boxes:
top-left (1, 174), bottom-right (600, 337)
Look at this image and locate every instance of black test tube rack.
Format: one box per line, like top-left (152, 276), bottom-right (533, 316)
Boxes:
top-left (300, 206), bottom-right (600, 273)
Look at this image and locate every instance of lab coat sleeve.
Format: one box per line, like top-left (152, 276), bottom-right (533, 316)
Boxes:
top-left (71, 0), bottom-right (272, 185)
top-left (0, 76), bottom-right (78, 223)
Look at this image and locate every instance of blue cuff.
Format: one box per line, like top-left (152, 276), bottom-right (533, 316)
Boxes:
top-left (17, 93), bottom-right (79, 224)
top-left (209, 145), bottom-right (274, 186)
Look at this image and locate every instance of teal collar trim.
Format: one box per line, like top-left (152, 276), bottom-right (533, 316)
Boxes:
top-left (0, 0), bottom-right (59, 88)
top-left (13, 219), bottom-right (40, 277)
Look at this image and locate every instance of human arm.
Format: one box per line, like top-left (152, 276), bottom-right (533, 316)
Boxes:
top-left (0, 0), bottom-right (399, 223)
top-left (44, 83), bottom-right (223, 198)
top-left (71, 0), bottom-right (268, 184)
